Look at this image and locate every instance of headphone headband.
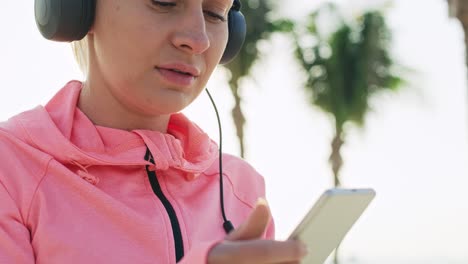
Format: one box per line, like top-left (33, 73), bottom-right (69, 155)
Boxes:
top-left (232, 0), bottom-right (241, 11)
top-left (34, 0), bottom-right (245, 64)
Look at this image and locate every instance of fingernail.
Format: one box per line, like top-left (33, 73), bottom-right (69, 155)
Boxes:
top-left (256, 197), bottom-right (268, 206)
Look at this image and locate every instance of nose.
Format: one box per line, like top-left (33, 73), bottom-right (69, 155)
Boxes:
top-left (172, 9), bottom-right (211, 55)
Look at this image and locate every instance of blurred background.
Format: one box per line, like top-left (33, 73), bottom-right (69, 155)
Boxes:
top-left (1, 0), bottom-right (467, 263)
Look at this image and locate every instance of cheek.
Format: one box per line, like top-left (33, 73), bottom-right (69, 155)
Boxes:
top-left (218, 30), bottom-right (230, 60)
top-left (207, 27), bottom-right (229, 65)
top-left (196, 30), bottom-right (228, 86)
top-left (95, 28), bottom-right (157, 92)
top-left (94, 5), bottom-right (154, 71)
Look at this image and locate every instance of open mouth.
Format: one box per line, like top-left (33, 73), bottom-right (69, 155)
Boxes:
top-left (156, 67), bottom-right (197, 86)
top-left (169, 69), bottom-right (193, 76)
top-left (156, 64), bottom-right (200, 77)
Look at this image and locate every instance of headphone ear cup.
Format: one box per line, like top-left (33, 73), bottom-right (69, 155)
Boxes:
top-left (220, 9), bottom-right (246, 64)
top-left (35, 0), bottom-right (95, 42)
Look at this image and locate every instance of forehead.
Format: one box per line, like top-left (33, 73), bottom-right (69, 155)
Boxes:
top-left (204, 0), bottom-right (234, 7)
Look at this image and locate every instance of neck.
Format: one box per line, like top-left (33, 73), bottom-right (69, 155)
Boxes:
top-left (78, 79), bottom-right (170, 133)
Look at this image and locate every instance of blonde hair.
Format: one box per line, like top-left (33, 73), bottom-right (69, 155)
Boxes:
top-left (71, 36), bottom-right (89, 76)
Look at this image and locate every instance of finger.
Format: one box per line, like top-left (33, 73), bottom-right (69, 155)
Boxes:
top-left (226, 198), bottom-right (271, 241)
top-left (209, 239), bottom-right (308, 264)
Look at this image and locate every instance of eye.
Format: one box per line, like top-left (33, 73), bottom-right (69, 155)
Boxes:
top-left (204, 10), bottom-right (227, 23)
top-left (150, 0), bottom-right (176, 9)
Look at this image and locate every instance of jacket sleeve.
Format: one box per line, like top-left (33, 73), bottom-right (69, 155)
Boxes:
top-left (177, 220), bottom-right (276, 263)
top-left (0, 181), bottom-right (35, 263)
top-left (178, 204), bottom-right (276, 264)
top-left (177, 239), bottom-right (221, 264)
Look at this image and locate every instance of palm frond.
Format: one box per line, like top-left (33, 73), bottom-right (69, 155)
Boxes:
top-left (293, 7), bottom-right (404, 129)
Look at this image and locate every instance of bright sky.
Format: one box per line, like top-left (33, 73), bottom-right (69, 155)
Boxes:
top-left (1, 0), bottom-right (468, 263)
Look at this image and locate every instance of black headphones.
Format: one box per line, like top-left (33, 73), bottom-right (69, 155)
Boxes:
top-left (34, 0), bottom-right (246, 64)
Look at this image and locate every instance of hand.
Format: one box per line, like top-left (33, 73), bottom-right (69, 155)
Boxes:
top-left (207, 199), bottom-right (308, 264)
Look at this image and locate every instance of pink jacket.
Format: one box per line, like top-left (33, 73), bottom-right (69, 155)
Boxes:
top-left (0, 81), bottom-right (274, 264)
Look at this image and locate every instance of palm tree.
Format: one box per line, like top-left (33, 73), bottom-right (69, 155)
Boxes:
top-left (223, 0), bottom-right (277, 158)
top-left (448, 0), bottom-right (468, 104)
top-left (291, 4), bottom-right (404, 263)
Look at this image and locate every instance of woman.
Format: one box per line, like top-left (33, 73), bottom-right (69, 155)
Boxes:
top-left (0, 0), bottom-right (307, 263)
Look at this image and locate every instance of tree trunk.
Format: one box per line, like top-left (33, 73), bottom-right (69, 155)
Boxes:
top-left (457, 7), bottom-right (468, 80)
top-left (329, 124), bottom-right (344, 264)
top-left (329, 125), bottom-right (344, 188)
top-left (450, 0), bottom-right (468, 114)
top-left (230, 83), bottom-right (246, 158)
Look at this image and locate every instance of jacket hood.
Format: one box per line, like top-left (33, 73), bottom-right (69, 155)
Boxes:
top-left (3, 81), bottom-right (219, 180)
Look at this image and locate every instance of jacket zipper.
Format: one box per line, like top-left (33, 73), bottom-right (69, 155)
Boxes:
top-left (145, 148), bottom-right (184, 262)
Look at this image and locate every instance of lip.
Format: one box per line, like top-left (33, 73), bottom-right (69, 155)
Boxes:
top-left (157, 63), bottom-right (201, 77)
top-left (155, 63), bottom-right (201, 87)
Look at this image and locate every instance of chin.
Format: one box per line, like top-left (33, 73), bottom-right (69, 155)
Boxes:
top-left (150, 101), bottom-right (190, 115)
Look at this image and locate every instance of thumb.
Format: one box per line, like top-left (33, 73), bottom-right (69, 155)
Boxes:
top-left (226, 198), bottom-right (271, 241)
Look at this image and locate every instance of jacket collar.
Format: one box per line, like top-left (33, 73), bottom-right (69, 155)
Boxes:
top-left (13, 81), bottom-right (219, 179)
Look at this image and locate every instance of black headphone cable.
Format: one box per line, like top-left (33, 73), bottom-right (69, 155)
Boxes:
top-left (205, 88), bottom-right (235, 234)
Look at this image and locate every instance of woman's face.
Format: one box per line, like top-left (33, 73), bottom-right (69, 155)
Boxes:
top-left (87, 0), bottom-right (231, 117)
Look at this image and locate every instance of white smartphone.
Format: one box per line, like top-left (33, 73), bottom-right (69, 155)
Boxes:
top-left (288, 188), bottom-right (376, 264)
